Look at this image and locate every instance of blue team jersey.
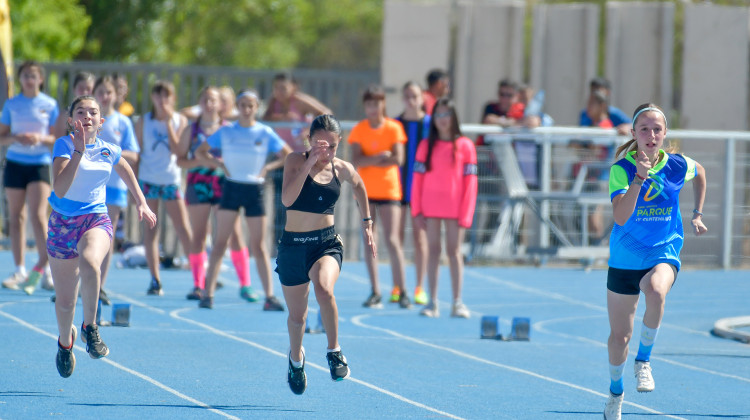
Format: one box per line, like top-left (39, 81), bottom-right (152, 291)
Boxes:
top-left (608, 150), bottom-right (697, 271)
top-left (0, 92), bottom-right (59, 164)
top-left (99, 111), bottom-right (138, 190)
top-left (206, 121), bottom-right (285, 184)
top-left (48, 136), bottom-right (122, 216)
top-left (396, 114), bottom-right (431, 203)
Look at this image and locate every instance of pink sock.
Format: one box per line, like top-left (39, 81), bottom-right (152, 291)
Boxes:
top-left (231, 248), bottom-right (251, 287)
top-left (189, 252), bottom-right (207, 289)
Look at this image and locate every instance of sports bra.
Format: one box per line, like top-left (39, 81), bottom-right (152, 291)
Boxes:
top-left (286, 154), bottom-right (340, 214)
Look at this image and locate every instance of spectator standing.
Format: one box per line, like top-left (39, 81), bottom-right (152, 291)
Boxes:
top-left (580, 77), bottom-right (631, 135)
top-left (411, 97), bottom-right (478, 319)
top-left (348, 85), bottom-right (410, 309)
top-left (395, 81), bottom-right (429, 305)
top-left (53, 72), bottom-right (95, 138)
top-left (422, 69), bottom-right (450, 116)
top-left (113, 73), bottom-right (135, 118)
top-left (0, 61), bottom-right (59, 294)
top-left (135, 80), bottom-right (192, 296)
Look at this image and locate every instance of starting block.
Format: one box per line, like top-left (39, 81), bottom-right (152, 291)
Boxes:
top-left (480, 315), bottom-right (530, 341)
top-left (305, 311), bottom-right (325, 334)
top-left (112, 303), bottom-right (131, 327)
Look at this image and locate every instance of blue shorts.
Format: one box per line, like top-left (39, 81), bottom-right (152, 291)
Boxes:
top-left (106, 187), bottom-right (128, 208)
top-left (47, 211), bottom-right (113, 259)
top-left (139, 180), bottom-right (182, 201)
top-left (275, 226), bottom-right (343, 287)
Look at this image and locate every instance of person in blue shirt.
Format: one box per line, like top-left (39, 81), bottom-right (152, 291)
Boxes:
top-left (196, 89), bottom-right (291, 311)
top-left (603, 103), bottom-right (707, 420)
top-left (580, 77), bottom-right (632, 135)
top-left (0, 61), bottom-right (59, 294)
top-left (50, 95), bottom-right (156, 378)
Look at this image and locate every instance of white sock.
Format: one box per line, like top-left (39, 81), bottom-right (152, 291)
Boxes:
top-left (16, 266), bottom-right (27, 277)
top-left (327, 346), bottom-right (341, 353)
top-left (290, 347), bottom-right (305, 367)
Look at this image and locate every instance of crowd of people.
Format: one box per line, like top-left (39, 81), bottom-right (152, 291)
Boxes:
top-left (0, 61), bottom-right (708, 416)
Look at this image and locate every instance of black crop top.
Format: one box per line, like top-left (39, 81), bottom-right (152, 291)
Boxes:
top-left (286, 156), bottom-right (340, 215)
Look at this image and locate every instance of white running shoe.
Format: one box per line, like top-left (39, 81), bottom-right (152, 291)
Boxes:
top-left (41, 272), bottom-right (55, 291)
top-left (420, 301), bottom-right (440, 318)
top-left (634, 360), bottom-right (655, 392)
top-left (603, 391), bottom-right (623, 420)
top-left (451, 302), bottom-right (470, 318)
top-left (2, 272), bottom-right (26, 290)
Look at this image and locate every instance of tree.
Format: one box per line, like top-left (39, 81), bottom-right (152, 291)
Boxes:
top-left (9, 0), bottom-right (90, 61)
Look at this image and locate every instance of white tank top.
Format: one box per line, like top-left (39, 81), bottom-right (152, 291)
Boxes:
top-left (138, 112), bottom-right (182, 186)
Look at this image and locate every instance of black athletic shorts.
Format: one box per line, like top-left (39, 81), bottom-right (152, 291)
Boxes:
top-left (275, 226), bottom-right (343, 287)
top-left (607, 264), bottom-right (678, 295)
top-left (218, 179), bottom-right (265, 216)
top-left (3, 160), bottom-right (51, 189)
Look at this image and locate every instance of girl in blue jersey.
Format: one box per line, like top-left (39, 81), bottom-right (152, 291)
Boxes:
top-left (278, 114), bottom-right (376, 394)
top-left (0, 61), bottom-right (59, 294)
top-left (395, 81), bottom-right (430, 305)
top-left (50, 96), bottom-right (156, 378)
top-left (135, 80), bottom-right (193, 296)
top-left (93, 76), bottom-right (140, 305)
top-left (196, 89), bottom-right (291, 311)
top-left (176, 86), bottom-right (250, 301)
top-left (603, 103), bottom-right (707, 420)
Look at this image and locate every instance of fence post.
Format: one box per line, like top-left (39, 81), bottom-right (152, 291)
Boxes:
top-left (722, 137), bottom-right (735, 269)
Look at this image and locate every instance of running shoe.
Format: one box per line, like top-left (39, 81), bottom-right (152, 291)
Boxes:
top-left (199, 296), bottom-right (213, 309)
top-left (389, 287), bottom-right (401, 303)
top-left (41, 272), bottom-right (55, 291)
top-left (263, 296), bottom-right (285, 311)
top-left (56, 324), bottom-right (77, 378)
top-left (99, 289), bottom-right (111, 306)
top-left (420, 301), bottom-right (440, 318)
top-left (362, 292), bottom-right (382, 308)
top-left (326, 350), bottom-right (350, 381)
top-left (287, 348), bottom-right (307, 395)
top-left (603, 390), bottom-right (623, 420)
top-left (634, 360), bottom-right (655, 392)
top-left (22, 270), bottom-right (42, 295)
top-left (1, 271), bottom-right (25, 290)
top-left (81, 323), bottom-right (109, 359)
top-left (451, 302), bottom-right (470, 319)
top-left (240, 285), bottom-right (260, 302)
top-left (398, 292), bottom-right (411, 309)
top-left (414, 287), bottom-right (428, 305)
top-left (146, 277), bottom-right (163, 296)
top-left (186, 287), bottom-right (202, 300)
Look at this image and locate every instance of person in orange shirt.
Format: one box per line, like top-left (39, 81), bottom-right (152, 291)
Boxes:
top-left (348, 85), bottom-right (410, 309)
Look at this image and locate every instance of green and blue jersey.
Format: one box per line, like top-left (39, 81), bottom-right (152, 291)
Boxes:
top-left (608, 150), bottom-right (697, 271)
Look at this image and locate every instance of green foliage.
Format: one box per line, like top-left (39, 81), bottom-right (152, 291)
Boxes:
top-left (9, 0), bottom-right (90, 62)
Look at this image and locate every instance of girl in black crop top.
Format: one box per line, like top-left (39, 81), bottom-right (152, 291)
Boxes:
top-left (277, 114), bottom-right (376, 394)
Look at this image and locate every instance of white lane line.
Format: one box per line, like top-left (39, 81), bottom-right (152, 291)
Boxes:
top-left (464, 269), bottom-right (710, 336)
top-left (534, 315), bottom-right (750, 384)
top-left (0, 302), bottom-right (239, 420)
top-left (169, 307), bottom-right (465, 420)
top-left (351, 312), bottom-right (687, 420)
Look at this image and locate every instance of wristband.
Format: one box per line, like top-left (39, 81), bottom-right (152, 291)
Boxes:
top-left (632, 177), bottom-right (644, 186)
top-left (693, 209), bottom-right (703, 217)
top-left (73, 149), bottom-right (83, 156)
top-left (635, 173), bottom-right (647, 181)
top-left (363, 217), bottom-right (372, 223)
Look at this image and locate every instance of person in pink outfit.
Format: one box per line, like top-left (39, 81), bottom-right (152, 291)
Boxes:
top-left (411, 97), bottom-right (478, 319)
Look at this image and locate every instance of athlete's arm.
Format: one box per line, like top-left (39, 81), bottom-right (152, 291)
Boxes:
top-left (260, 144), bottom-right (292, 179)
top-left (691, 161), bottom-right (708, 236)
top-left (281, 152), bottom-right (316, 207)
top-left (612, 151), bottom-right (650, 225)
top-left (114, 158), bottom-right (157, 229)
top-left (337, 159), bottom-right (377, 258)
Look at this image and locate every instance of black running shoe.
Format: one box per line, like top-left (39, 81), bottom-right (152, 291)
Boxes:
top-left (326, 350), bottom-right (350, 381)
top-left (56, 325), bottom-right (77, 378)
top-left (81, 323), bottom-right (109, 359)
top-left (398, 292), bottom-right (412, 309)
top-left (99, 289), bottom-right (111, 306)
top-left (362, 292), bottom-right (382, 308)
top-left (186, 287), bottom-right (202, 300)
top-left (287, 350), bottom-right (307, 395)
top-left (263, 296), bottom-right (285, 311)
top-left (147, 277), bottom-right (163, 296)
top-left (198, 296), bottom-right (213, 309)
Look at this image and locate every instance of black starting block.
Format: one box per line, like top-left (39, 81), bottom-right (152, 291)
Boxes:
top-left (480, 315), bottom-right (530, 341)
top-left (305, 311), bottom-right (325, 334)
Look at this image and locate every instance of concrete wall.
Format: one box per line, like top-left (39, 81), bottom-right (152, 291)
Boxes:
top-left (453, 0), bottom-right (525, 124)
top-left (681, 4), bottom-right (749, 130)
top-left (530, 3), bottom-right (599, 126)
top-left (381, 0), bottom-right (452, 118)
top-left (605, 2), bottom-right (674, 117)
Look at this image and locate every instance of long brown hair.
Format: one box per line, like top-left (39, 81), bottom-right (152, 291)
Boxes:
top-left (614, 102), bottom-right (676, 159)
top-left (424, 97), bottom-right (462, 171)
